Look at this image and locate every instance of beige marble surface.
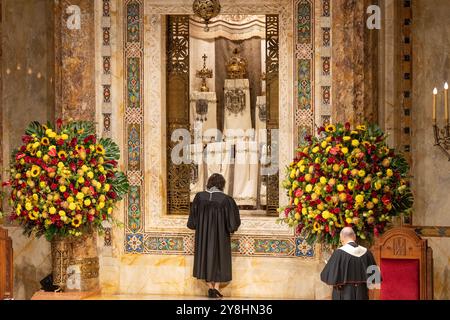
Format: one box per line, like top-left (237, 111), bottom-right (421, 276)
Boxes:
top-left (98, 254), bottom-right (331, 300)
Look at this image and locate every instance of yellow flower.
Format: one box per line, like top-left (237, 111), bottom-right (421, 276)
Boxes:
top-left (322, 210), bottom-right (331, 220)
top-left (31, 165), bottom-right (41, 178)
top-left (351, 140), bottom-right (360, 147)
top-left (99, 195), bottom-right (106, 202)
top-left (61, 134), bottom-right (69, 140)
top-left (343, 136), bottom-right (351, 142)
top-left (313, 222), bottom-right (321, 232)
top-left (98, 202), bottom-right (105, 209)
top-left (346, 217), bottom-right (353, 224)
top-left (339, 193), bottom-right (347, 202)
top-left (49, 207), bottom-right (57, 215)
top-left (29, 211), bottom-right (39, 221)
top-left (358, 170), bottom-right (366, 178)
top-left (32, 142), bottom-right (40, 149)
top-left (355, 194), bottom-right (365, 204)
top-left (78, 176), bottom-right (85, 184)
top-left (325, 124), bottom-right (336, 133)
top-left (84, 199), bottom-right (92, 207)
top-left (347, 181), bottom-right (355, 191)
top-left (321, 141), bottom-right (328, 149)
top-left (312, 147), bottom-right (320, 154)
top-left (76, 192), bottom-right (85, 200)
top-left (32, 194), bottom-right (39, 201)
top-left (357, 125), bottom-right (367, 131)
top-left (96, 145), bottom-right (106, 155)
top-left (305, 184), bottom-right (313, 193)
top-left (87, 171), bottom-right (94, 179)
top-left (43, 154), bottom-right (50, 163)
top-left (58, 151), bottom-right (68, 159)
top-left (16, 205), bottom-right (22, 215)
top-left (71, 214), bottom-right (83, 228)
top-left (374, 181), bottom-right (382, 190)
top-left (25, 202), bottom-right (33, 211)
top-left (320, 177), bottom-right (327, 185)
top-left (337, 184), bottom-right (345, 192)
top-left (68, 202), bottom-right (77, 211)
top-left (59, 185), bottom-right (67, 192)
top-left (386, 169), bottom-right (393, 177)
top-left (342, 147), bottom-right (349, 154)
top-left (59, 210), bottom-right (66, 217)
top-left (301, 207), bottom-right (307, 215)
top-left (36, 151), bottom-right (42, 158)
top-left (41, 137), bottom-right (50, 146)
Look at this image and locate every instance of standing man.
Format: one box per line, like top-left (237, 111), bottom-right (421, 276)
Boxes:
top-left (188, 173), bottom-right (241, 299)
top-left (320, 227), bottom-right (380, 300)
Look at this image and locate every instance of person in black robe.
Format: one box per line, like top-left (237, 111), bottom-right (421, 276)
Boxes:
top-left (187, 173), bottom-right (241, 299)
top-left (320, 227), bottom-right (380, 300)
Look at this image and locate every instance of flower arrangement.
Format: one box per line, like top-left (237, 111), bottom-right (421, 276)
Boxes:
top-left (277, 123), bottom-right (413, 246)
top-left (4, 120), bottom-right (129, 241)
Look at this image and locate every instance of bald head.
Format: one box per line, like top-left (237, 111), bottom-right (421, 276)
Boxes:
top-left (340, 227), bottom-right (356, 245)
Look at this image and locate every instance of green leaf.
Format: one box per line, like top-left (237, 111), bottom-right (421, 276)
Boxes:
top-left (25, 121), bottom-right (45, 137)
top-left (99, 138), bottom-right (121, 161)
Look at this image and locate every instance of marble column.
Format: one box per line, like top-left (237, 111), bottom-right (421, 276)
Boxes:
top-left (54, 0), bottom-right (96, 122)
top-left (332, 0), bottom-right (379, 125)
top-left (53, 0), bottom-right (99, 293)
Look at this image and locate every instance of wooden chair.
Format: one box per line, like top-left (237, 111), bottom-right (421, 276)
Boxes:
top-left (0, 227), bottom-right (13, 300)
top-left (370, 227), bottom-right (433, 300)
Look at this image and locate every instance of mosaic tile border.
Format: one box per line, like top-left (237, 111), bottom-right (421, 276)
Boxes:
top-left (121, 0), bottom-right (315, 258)
top-left (125, 232), bottom-right (315, 258)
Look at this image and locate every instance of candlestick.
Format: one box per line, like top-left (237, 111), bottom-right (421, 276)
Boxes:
top-left (445, 82), bottom-right (449, 123)
top-left (433, 87), bottom-right (438, 124)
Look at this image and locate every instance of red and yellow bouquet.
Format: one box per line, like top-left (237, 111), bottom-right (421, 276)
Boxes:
top-left (278, 123), bottom-right (413, 246)
top-left (4, 120), bottom-right (129, 241)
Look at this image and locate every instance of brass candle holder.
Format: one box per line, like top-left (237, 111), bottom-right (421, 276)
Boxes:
top-left (196, 54), bottom-right (213, 92)
top-left (433, 123), bottom-right (450, 160)
top-left (433, 83), bottom-right (450, 160)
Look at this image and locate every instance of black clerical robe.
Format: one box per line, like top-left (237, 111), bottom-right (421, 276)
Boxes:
top-left (187, 190), bottom-right (241, 282)
top-left (320, 242), bottom-right (379, 300)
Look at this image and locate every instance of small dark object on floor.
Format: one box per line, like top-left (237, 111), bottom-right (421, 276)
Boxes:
top-left (40, 274), bottom-right (61, 292)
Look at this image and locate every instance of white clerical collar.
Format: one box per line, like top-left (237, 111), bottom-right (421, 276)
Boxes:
top-left (206, 187), bottom-right (222, 193)
top-left (338, 242), bottom-right (367, 258)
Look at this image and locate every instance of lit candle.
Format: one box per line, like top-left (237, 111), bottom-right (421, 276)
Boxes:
top-left (445, 82), bottom-right (449, 123)
top-left (433, 88), bottom-right (438, 124)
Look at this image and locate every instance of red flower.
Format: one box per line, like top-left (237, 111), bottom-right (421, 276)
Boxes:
top-left (56, 118), bottom-right (63, 129)
top-left (22, 135), bottom-right (33, 144)
top-left (345, 122), bottom-right (351, 131)
top-left (56, 139), bottom-right (65, 146)
top-left (70, 138), bottom-right (78, 147)
top-left (48, 148), bottom-right (57, 157)
top-left (84, 135), bottom-right (96, 144)
top-left (70, 163), bottom-right (77, 172)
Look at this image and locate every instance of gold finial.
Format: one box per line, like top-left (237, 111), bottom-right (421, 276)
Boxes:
top-left (196, 54), bottom-right (213, 92)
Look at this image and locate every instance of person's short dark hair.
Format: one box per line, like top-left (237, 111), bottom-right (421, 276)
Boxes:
top-left (206, 173), bottom-right (226, 191)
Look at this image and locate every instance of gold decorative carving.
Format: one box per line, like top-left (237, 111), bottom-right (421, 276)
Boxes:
top-left (167, 15), bottom-right (191, 215)
top-left (393, 237), bottom-right (407, 256)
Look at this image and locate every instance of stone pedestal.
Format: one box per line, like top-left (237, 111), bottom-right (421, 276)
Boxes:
top-left (51, 232), bottom-right (99, 293)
